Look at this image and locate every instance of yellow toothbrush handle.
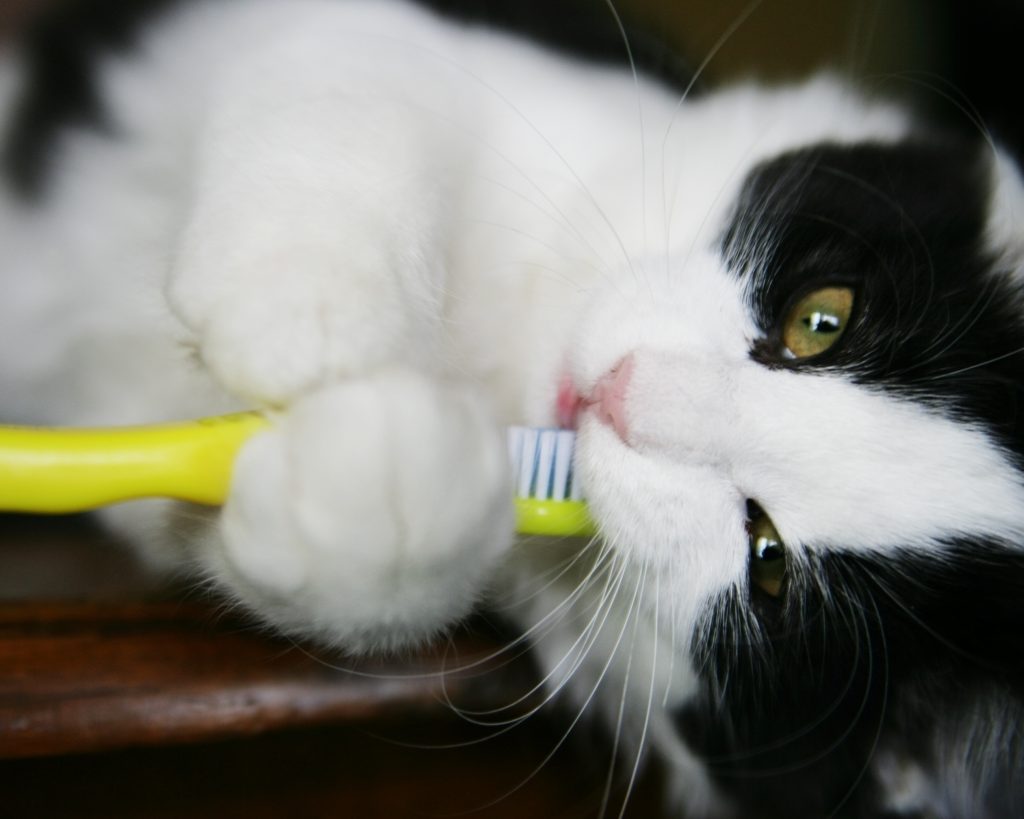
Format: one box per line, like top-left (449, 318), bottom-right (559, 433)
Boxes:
top-left (0, 412), bottom-right (270, 513)
top-left (0, 412), bottom-right (598, 537)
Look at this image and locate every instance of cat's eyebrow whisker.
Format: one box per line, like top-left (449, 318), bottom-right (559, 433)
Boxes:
top-left (683, 128), bottom-right (814, 298)
top-left (660, 0), bottom-right (764, 280)
top-left (814, 165), bottom-right (943, 340)
top-left (660, 0), bottom-right (764, 152)
top-left (841, 0), bottom-right (884, 81)
top-left (600, 0), bottom-right (650, 268)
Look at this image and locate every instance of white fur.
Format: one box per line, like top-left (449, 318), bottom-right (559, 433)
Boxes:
top-left (2, 1), bottom-right (1022, 814)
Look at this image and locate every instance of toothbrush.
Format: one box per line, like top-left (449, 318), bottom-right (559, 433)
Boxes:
top-left (0, 413), bottom-right (597, 537)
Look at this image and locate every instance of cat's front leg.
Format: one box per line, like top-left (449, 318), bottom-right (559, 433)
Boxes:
top-left (156, 37), bottom-right (507, 647)
top-left (204, 371), bottom-right (514, 651)
top-left (166, 40), bottom-right (461, 404)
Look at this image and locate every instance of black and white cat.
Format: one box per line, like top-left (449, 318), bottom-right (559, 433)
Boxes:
top-left (2, 0), bottom-right (1023, 815)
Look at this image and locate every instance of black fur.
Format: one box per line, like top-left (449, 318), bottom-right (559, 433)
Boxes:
top-left (678, 543), bottom-right (1024, 816)
top-left (1, 0), bottom-right (184, 199)
top-left (724, 140), bottom-right (1024, 456)
top-left (1, 0), bottom-right (692, 200)
top-left (692, 141), bottom-right (1024, 815)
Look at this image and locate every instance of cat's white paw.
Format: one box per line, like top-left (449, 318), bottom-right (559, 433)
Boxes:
top-left (207, 370), bottom-right (514, 652)
top-left (194, 255), bottom-right (410, 404)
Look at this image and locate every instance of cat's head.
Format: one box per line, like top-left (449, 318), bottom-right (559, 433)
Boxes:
top-left (560, 80), bottom-right (1024, 807)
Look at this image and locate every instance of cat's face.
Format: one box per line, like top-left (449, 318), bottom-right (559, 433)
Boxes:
top-left (555, 85), bottom-right (1024, 744)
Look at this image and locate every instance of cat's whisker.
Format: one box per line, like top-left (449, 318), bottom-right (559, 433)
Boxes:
top-left (921, 343), bottom-right (1024, 382)
top-left (840, 0), bottom-right (884, 83)
top-left (825, 591), bottom-right (891, 819)
top-left (662, 565), bottom-right (679, 708)
top-left (488, 536), bottom-right (607, 609)
top-left (469, 173), bottom-right (616, 279)
top-left (661, 0), bottom-right (764, 273)
top-left (282, 538), bottom-right (615, 689)
top-left (344, 33), bottom-right (641, 286)
top-left (890, 71), bottom-right (999, 158)
top-left (615, 559), bottom-right (661, 819)
top-left (598, 566), bottom-right (641, 819)
top-left (428, 543), bottom-right (618, 694)
top-left (737, 575), bottom-right (878, 777)
top-left (427, 47), bottom-right (642, 283)
top-left (450, 220), bottom-right (610, 291)
top-left (600, 0), bottom-right (651, 272)
top-left (440, 545), bottom-right (648, 814)
top-left (441, 548), bottom-right (624, 722)
top-left (445, 544), bottom-right (631, 725)
top-left (903, 279), bottom-right (1002, 374)
top-left (473, 167), bottom-right (620, 286)
top-left (396, 96), bottom-right (625, 288)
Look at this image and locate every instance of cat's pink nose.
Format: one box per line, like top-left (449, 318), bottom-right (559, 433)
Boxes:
top-left (586, 354), bottom-right (634, 442)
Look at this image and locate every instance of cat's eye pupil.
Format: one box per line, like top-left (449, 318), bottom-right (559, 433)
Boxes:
top-left (755, 537), bottom-right (784, 562)
top-left (803, 311), bottom-right (841, 334)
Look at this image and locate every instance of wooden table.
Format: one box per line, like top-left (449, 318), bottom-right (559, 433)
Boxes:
top-left (0, 515), bottom-right (665, 817)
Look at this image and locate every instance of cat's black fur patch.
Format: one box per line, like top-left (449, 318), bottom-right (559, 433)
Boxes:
top-left (1, 0), bottom-right (185, 199)
top-left (707, 147), bottom-right (1024, 812)
top-left (677, 542), bottom-right (1024, 817)
top-left (416, 0), bottom-right (694, 87)
top-left (1, 0), bottom-right (692, 201)
top-left (723, 139), bottom-right (1024, 457)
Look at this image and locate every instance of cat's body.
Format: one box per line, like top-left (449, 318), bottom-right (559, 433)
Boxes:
top-left (2, 1), bottom-right (1023, 815)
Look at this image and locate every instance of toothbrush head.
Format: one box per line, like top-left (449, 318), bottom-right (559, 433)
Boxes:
top-left (507, 426), bottom-right (596, 538)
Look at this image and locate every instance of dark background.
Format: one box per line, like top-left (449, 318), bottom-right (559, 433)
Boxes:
top-left (1, 0), bottom-right (1021, 154)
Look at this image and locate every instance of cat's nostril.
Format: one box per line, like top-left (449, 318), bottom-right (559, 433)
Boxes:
top-left (585, 354), bottom-right (635, 442)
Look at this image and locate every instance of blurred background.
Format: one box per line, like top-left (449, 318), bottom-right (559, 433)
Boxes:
top-left (0, 0), bottom-right (1021, 152)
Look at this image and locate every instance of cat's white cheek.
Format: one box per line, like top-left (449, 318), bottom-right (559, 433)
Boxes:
top-left (575, 419), bottom-right (750, 633)
top-left (201, 370), bottom-right (515, 652)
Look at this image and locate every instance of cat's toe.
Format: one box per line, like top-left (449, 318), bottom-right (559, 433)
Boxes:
top-left (209, 371), bottom-right (515, 651)
top-left (192, 253), bottom-right (411, 404)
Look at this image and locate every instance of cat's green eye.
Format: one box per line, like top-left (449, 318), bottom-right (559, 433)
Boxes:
top-left (781, 286), bottom-right (854, 360)
top-left (748, 510), bottom-right (787, 598)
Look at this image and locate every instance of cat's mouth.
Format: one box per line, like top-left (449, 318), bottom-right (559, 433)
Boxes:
top-left (556, 355), bottom-right (634, 441)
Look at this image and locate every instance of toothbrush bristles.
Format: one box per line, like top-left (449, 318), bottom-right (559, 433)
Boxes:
top-left (508, 426), bottom-right (582, 502)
